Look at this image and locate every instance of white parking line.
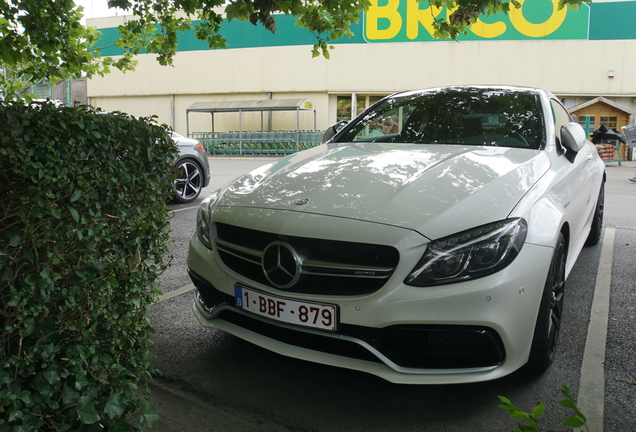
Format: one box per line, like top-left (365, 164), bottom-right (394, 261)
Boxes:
top-left (170, 205), bottom-right (199, 213)
top-left (576, 227), bottom-right (614, 432)
top-left (157, 284), bottom-right (195, 303)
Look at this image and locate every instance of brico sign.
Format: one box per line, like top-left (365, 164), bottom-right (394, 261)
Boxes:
top-left (364, 0), bottom-right (590, 42)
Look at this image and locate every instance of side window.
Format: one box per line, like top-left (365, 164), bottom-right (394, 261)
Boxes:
top-left (351, 106), bottom-right (416, 142)
top-left (352, 108), bottom-right (402, 141)
top-left (550, 99), bottom-right (572, 153)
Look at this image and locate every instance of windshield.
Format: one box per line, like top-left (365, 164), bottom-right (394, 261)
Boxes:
top-left (335, 87), bottom-right (545, 149)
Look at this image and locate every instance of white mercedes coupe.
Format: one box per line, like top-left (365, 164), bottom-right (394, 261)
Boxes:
top-left (187, 86), bottom-right (606, 384)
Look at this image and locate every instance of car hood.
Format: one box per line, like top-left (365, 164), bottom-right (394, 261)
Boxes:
top-left (216, 143), bottom-right (550, 239)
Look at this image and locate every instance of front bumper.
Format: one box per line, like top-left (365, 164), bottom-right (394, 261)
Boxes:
top-left (187, 215), bottom-right (553, 384)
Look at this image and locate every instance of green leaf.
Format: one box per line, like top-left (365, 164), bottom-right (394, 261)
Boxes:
top-left (74, 374), bottom-right (88, 393)
top-left (68, 206), bottom-right (80, 223)
top-left (139, 400), bottom-right (159, 428)
top-left (62, 384), bottom-right (80, 407)
top-left (70, 190), bottom-right (82, 202)
top-left (498, 396), bottom-right (512, 404)
top-left (9, 235), bottom-right (21, 247)
top-left (531, 402), bottom-right (545, 418)
top-left (110, 417), bottom-right (131, 432)
top-left (51, 207), bottom-right (62, 219)
top-left (7, 297), bottom-right (20, 307)
top-left (43, 369), bottom-right (61, 385)
top-left (105, 393), bottom-right (125, 419)
top-left (560, 385), bottom-right (575, 399)
top-left (77, 395), bottom-right (101, 424)
top-left (511, 411), bottom-right (532, 421)
top-left (563, 416), bottom-right (586, 428)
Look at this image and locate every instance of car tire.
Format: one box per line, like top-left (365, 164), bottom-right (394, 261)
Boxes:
top-left (526, 233), bottom-right (566, 371)
top-left (585, 182), bottom-right (605, 246)
top-left (173, 159), bottom-right (203, 203)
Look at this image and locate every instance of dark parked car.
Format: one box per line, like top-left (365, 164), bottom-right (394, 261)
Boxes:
top-left (171, 132), bottom-right (211, 203)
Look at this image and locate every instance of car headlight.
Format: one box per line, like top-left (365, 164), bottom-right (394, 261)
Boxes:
top-left (405, 218), bottom-right (527, 287)
top-left (196, 190), bottom-right (221, 249)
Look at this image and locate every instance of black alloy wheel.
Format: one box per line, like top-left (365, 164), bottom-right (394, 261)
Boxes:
top-left (585, 182), bottom-right (605, 246)
top-left (173, 159), bottom-right (203, 203)
top-left (526, 233), bottom-right (566, 371)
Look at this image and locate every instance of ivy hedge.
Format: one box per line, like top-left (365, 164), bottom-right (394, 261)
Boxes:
top-left (0, 102), bottom-right (177, 431)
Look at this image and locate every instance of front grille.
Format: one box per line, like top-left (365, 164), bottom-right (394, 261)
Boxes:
top-left (215, 223), bottom-right (400, 296)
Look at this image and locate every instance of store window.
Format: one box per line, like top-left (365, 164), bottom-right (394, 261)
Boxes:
top-left (337, 94), bottom-right (387, 122)
top-left (560, 98), bottom-right (577, 109)
top-left (337, 96), bottom-right (352, 122)
top-left (356, 95), bottom-right (384, 116)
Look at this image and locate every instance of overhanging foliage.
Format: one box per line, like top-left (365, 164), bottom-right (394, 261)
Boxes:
top-left (0, 0), bottom-right (590, 99)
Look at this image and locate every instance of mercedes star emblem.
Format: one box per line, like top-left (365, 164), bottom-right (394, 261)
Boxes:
top-left (262, 241), bottom-right (301, 289)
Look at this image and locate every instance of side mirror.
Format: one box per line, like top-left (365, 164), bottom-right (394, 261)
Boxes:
top-left (322, 121), bottom-right (348, 143)
top-left (561, 122), bottom-right (587, 153)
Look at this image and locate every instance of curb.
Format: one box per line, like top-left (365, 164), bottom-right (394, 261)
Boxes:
top-left (147, 380), bottom-right (292, 432)
top-left (147, 380), bottom-right (253, 432)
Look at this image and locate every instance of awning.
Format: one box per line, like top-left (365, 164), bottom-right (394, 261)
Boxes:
top-left (186, 99), bottom-right (314, 114)
top-left (186, 98), bottom-right (316, 135)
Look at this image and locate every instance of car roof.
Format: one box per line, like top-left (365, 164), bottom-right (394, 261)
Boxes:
top-left (391, 85), bottom-right (545, 98)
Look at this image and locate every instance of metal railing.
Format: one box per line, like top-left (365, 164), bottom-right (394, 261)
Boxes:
top-left (192, 130), bottom-right (324, 156)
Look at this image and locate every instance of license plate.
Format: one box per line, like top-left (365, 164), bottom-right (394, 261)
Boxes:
top-left (235, 285), bottom-right (337, 332)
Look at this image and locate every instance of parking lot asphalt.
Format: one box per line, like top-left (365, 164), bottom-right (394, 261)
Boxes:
top-left (147, 158), bottom-right (636, 432)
